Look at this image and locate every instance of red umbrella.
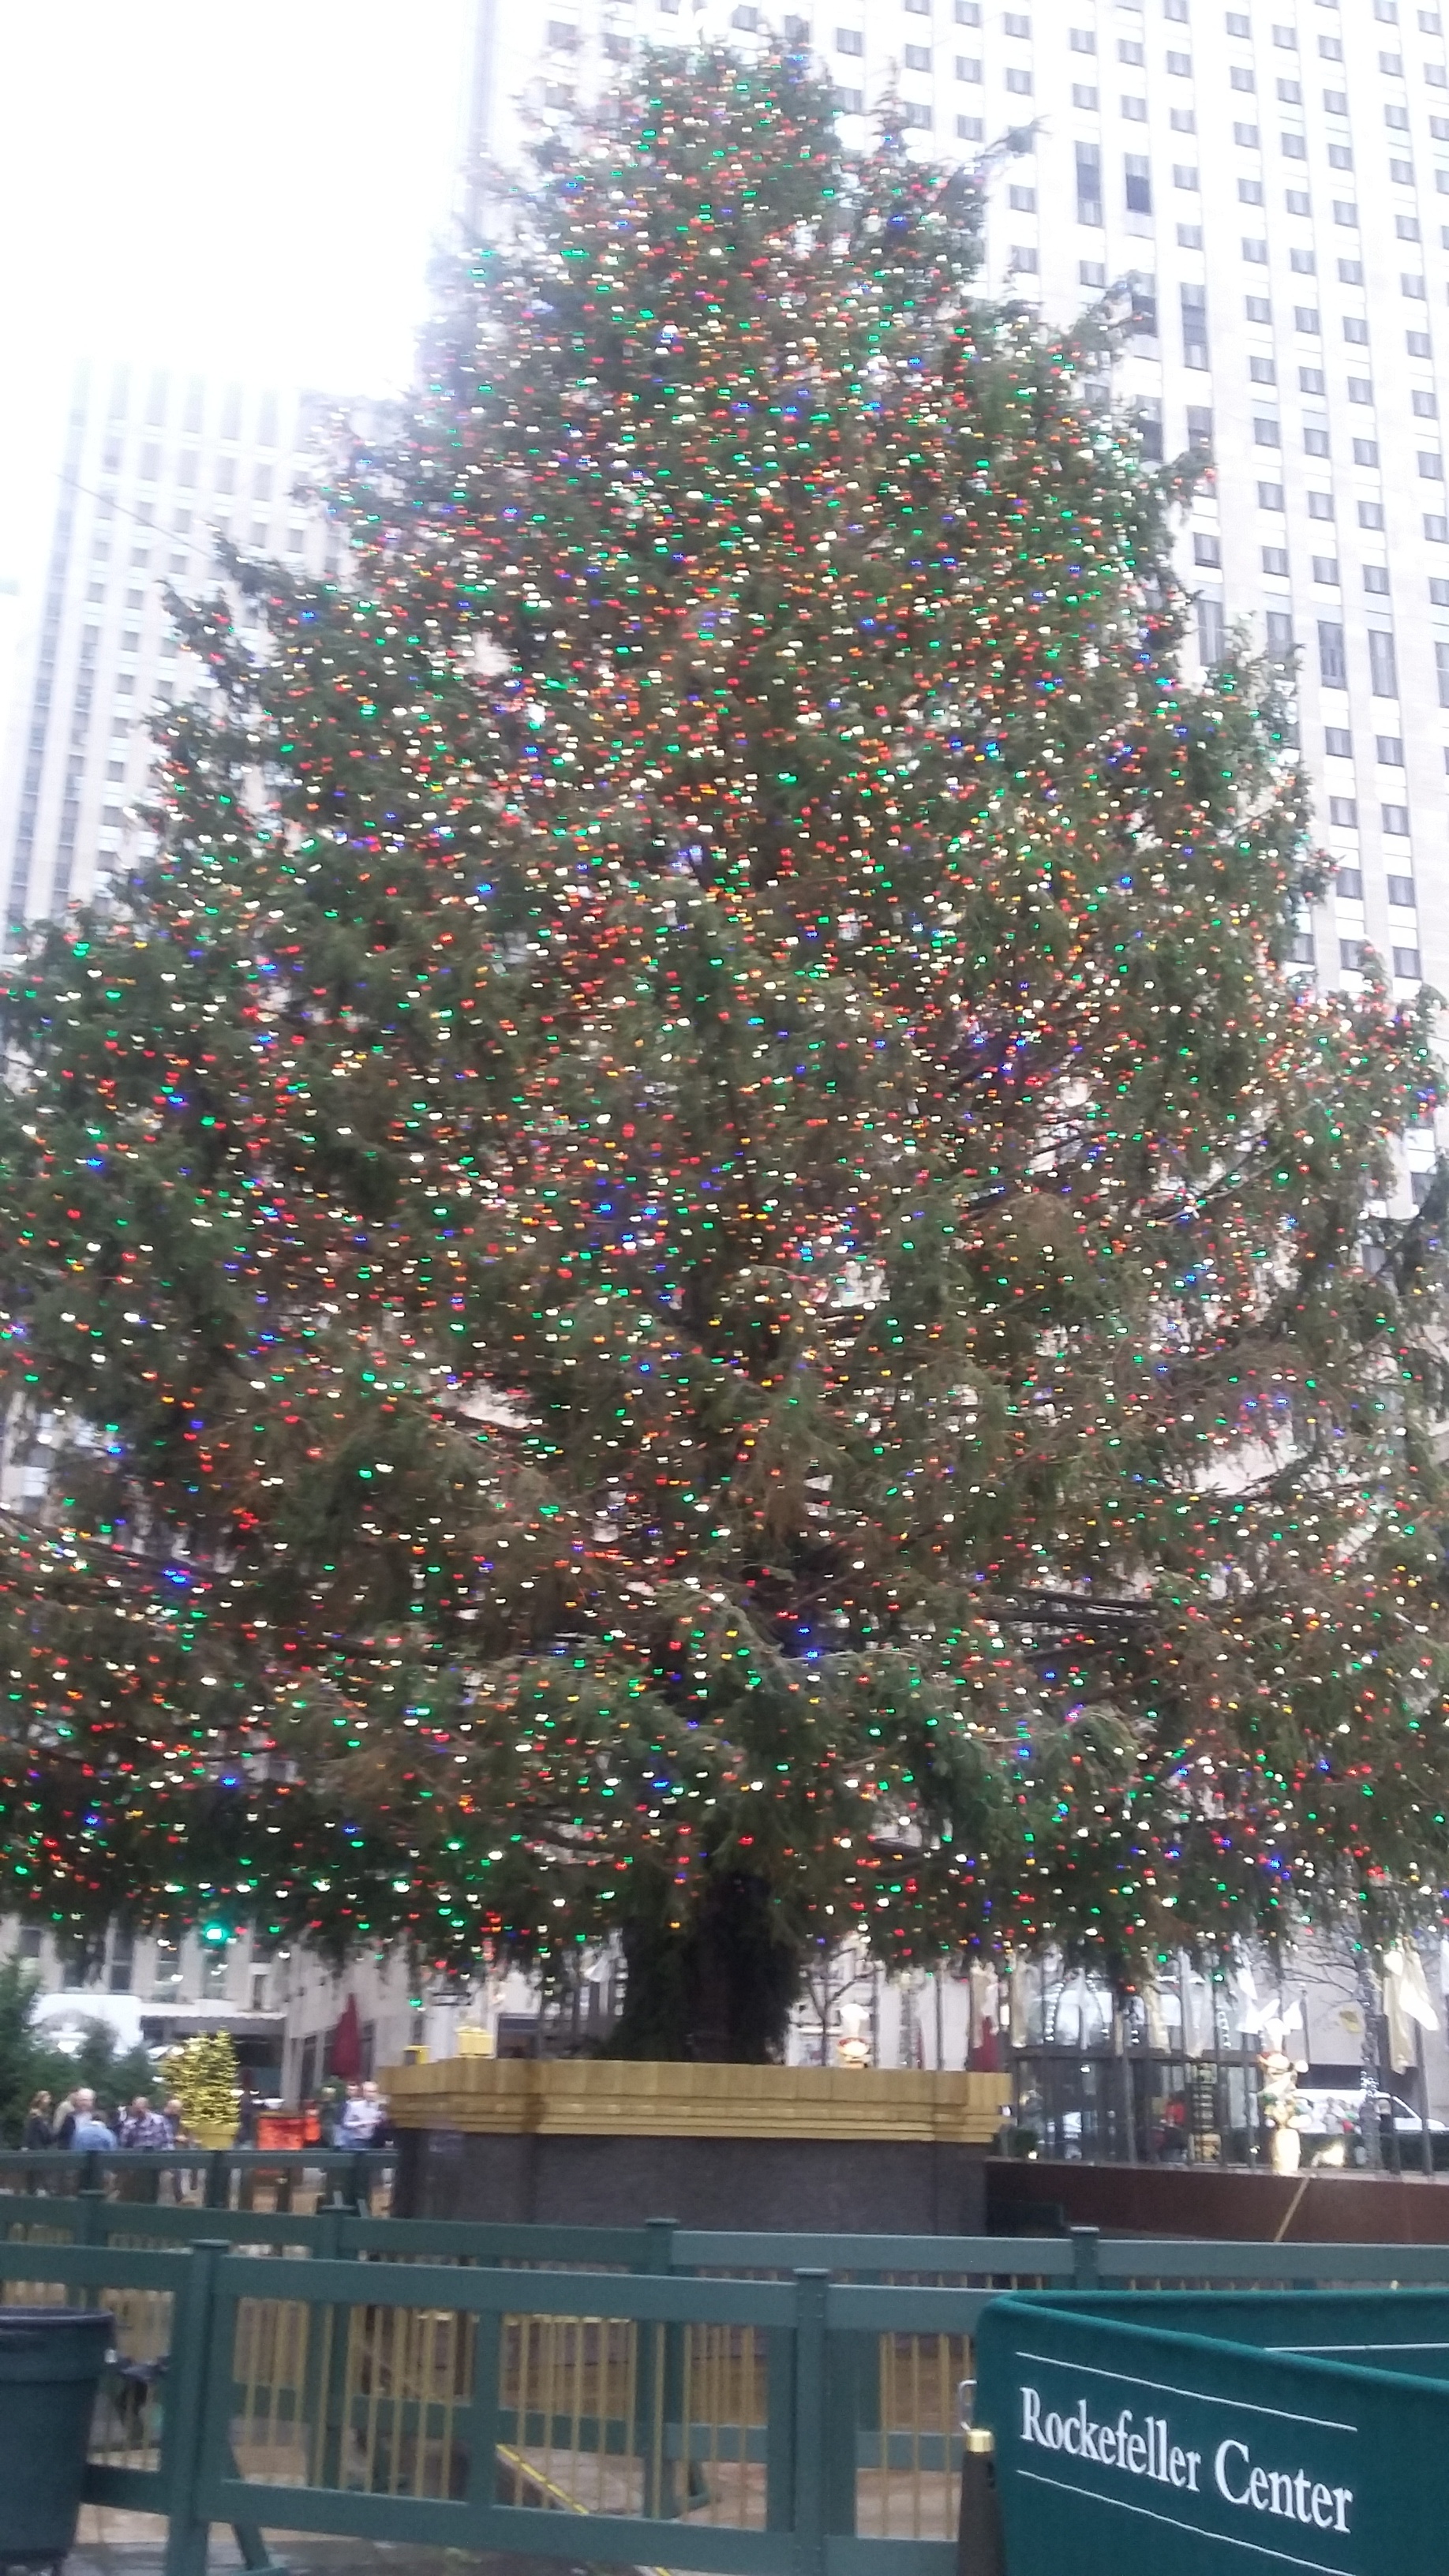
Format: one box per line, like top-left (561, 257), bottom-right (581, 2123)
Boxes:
top-left (329, 1995), bottom-right (362, 2081)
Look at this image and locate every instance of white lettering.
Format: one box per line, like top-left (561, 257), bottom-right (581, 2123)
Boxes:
top-left (1018, 2383), bottom-right (1344, 2533)
top-left (1215, 2439), bottom-right (1252, 2507)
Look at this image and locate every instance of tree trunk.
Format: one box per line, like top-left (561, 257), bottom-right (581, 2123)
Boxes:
top-left (612, 1871), bottom-right (800, 2062)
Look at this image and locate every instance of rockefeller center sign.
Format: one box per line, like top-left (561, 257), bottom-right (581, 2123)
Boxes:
top-left (973, 2286), bottom-right (1449, 2575)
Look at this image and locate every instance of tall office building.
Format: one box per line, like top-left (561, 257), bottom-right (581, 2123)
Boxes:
top-left (0, 363), bottom-right (333, 927)
top-left (464, 0), bottom-right (1449, 1206)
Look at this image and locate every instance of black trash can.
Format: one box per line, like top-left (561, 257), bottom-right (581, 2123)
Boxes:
top-left (0, 2306), bottom-right (112, 2569)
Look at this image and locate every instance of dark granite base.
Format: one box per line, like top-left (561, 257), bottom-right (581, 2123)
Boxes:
top-left (394, 2126), bottom-right (987, 2233)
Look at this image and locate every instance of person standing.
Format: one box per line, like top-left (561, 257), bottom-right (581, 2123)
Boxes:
top-left (51, 2093), bottom-right (78, 2150)
top-left (69, 2091), bottom-right (116, 2150)
top-left (22, 2092), bottom-right (53, 2149)
top-left (336, 2080), bottom-right (386, 2148)
top-left (118, 2097), bottom-right (170, 2150)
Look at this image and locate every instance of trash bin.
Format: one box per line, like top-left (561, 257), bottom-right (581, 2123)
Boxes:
top-left (0, 2306), bottom-right (112, 2567)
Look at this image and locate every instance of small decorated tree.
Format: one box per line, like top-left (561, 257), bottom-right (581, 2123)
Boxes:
top-left (164, 2030), bottom-right (239, 2141)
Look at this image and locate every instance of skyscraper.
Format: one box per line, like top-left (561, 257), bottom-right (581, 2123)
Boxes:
top-left (462, 0), bottom-right (1449, 1209)
top-left (0, 362), bottom-right (331, 927)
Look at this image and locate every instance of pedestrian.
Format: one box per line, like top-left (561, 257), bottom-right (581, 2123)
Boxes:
top-left (160, 2096), bottom-right (185, 2144)
top-left (51, 2093), bottom-right (78, 2150)
top-left (234, 2075), bottom-right (259, 2147)
top-left (22, 2091), bottom-right (53, 2149)
top-left (118, 2095), bottom-right (170, 2150)
top-left (337, 2078), bottom-right (387, 2148)
top-left (69, 2090), bottom-right (116, 2151)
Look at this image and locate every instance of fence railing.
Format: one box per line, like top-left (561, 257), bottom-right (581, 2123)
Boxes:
top-left (0, 2145), bottom-right (391, 2213)
top-left (13, 2210), bottom-right (1449, 2574)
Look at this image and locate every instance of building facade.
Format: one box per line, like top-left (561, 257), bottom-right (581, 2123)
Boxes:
top-left (466, 0), bottom-right (1449, 1211)
top-left (0, 362), bottom-right (335, 930)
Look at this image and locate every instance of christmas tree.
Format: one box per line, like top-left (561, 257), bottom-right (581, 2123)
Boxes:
top-left (2, 47), bottom-right (1447, 2056)
top-left (164, 2030), bottom-right (239, 2136)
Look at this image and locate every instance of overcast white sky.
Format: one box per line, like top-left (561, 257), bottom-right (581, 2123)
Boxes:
top-left (0, 0), bottom-right (472, 595)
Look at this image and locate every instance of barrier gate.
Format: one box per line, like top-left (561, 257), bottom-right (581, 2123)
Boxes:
top-left (975, 2287), bottom-right (1449, 2576)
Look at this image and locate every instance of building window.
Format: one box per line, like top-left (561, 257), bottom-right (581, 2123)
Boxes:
top-left (1392, 949), bottom-right (1421, 980)
top-left (1325, 728), bottom-right (1353, 757)
top-left (1005, 66), bottom-right (1032, 92)
top-left (1383, 803), bottom-right (1411, 837)
top-left (1194, 533), bottom-right (1222, 566)
top-left (1312, 556), bottom-right (1340, 586)
top-left (1387, 876), bottom-right (1417, 908)
top-left (904, 43), bottom-right (930, 69)
top-left (1319, 623), bottom-right (1347, 687)
top-left (1364, 566), bottom-right (1391, 595)
top-left (1339, 940), bottom-right (1365, 972)
top-left (1197, 597), bottom-right (1226, 664)
top-left (153, 1938), bottom-right (182, 1998)
top-left (18, 1927), bottom-right (41, 1961)
top-left (1252, 416), bottom-right (1281, 446)
top-left (1266, 611), bottom-right (1294, 665)
top-left (1369, 631), bottom-right (1398, 695)
top-left (1328, 796), bottom-right (1357, 827)
top-left (1336, 867), bottom-right (1365, 900)
top-left (1262, 547), bottom-right (1290, 575)
top-left (1076, 141), bottom-right (1102, 226)
top-left (1377, 734), bottom-right (1406, 765)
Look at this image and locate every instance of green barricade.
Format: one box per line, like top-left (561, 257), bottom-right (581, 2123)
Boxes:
top-left (975, 2287), bottom-right (1449, 2576)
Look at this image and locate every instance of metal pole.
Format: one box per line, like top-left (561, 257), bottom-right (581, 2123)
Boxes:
top-left (1417, 2016), bottom-right (1434, 2178)
top-left (1117, 1994), bottom-right (1136, 2165)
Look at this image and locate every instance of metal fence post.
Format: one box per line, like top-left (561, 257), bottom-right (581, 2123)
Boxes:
top-left (957, 2427), bottom-right (1004, 2576)
top-left (792, 2269), bottom-right (830, 2576)
top-left (1069, 2226), bottom-right (1100, 2292)
top-left (204, 2150), bottom-right (230, 2212)
top-left (159, 2237), bottom-right (227, 2576)
top-left (301, 2203), bottom-right (355, 2493)
top-left (635, 2216), bottom-right (680, 2517)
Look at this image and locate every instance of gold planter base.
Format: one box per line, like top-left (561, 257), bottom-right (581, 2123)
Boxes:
top-left (384, 2056), bottom-right (1011, 2145)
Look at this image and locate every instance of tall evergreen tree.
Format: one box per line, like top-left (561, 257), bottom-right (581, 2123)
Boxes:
top-left (2, 48), bottom-right (1447, 2057)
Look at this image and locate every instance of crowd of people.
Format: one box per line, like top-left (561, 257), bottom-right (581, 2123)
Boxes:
top-left (22, 2088), bottom-right (189, 2150)
top-left (19, 2076), bottom-right (391, 2152)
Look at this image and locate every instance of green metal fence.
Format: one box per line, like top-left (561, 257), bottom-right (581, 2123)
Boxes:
top-left (0, 2145), bottom-right (389, 2213)
top-left (13, 2210), bottom-right (1449, 2574)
